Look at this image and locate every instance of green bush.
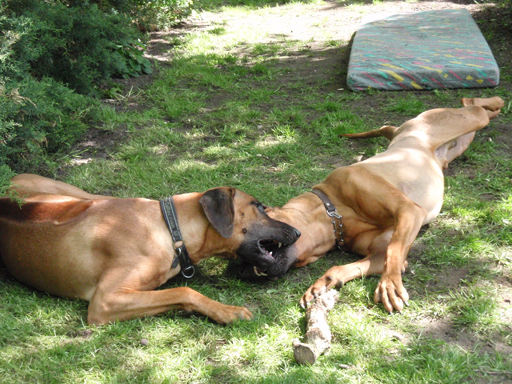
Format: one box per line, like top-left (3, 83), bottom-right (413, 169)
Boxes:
top-left (135, 0), bottom-right (196, 31)
top-left (81, 0), bottom-right (197, 31)
top-left (0, 0), bottom-right (182, 195)
top-left (6, 0), bottom-right (152, 95)
top-left (0, 0), bottom-right (196, 195)
top-left (0, 1), bottom-right (100, 194)
top-left (0, 77), bottom-right (95, 163)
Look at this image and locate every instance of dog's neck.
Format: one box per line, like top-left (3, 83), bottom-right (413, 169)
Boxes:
top-left (161, 193), bottom-right (235, 264)
top-left (270, 193), bottom-right (336, 268)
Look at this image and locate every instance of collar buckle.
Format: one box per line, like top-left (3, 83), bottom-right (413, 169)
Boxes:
top-left (327, 210), bottom-right (342, 220)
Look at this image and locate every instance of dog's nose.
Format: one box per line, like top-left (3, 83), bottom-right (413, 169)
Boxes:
top-left (294, 229), bottom-right (301, 238)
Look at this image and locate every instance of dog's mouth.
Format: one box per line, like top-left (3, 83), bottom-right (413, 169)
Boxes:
top-left (258, 239), bottom-right (284, 258)
top-left (253, 267), bottom-right (267, 277)
top-left (246, 239), bottom-right (293, 279)
top-left (235, 223), bottom-right (300, 280)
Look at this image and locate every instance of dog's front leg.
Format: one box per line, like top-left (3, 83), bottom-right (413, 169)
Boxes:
top-left (87, 284), bottom-right (253, 325)
top-left (301, 251), bottom-right (386, 308)
top-left (300, 226), bottom-right (395, 308)
top-left (374, 202), bottom-right (427, 312)
top-left (301, 199), bottom-right (427, 313)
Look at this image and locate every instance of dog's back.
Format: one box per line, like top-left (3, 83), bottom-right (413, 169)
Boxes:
top-left (9, 173), bottom-right (116, 200)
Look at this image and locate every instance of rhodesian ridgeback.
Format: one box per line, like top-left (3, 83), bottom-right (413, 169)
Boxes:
top-left (0, 174), bottom-right (301, 325)
top-left (263, 96), bottom-right (504, 313)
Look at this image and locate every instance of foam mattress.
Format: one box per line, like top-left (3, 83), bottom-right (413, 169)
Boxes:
top-left (347, 9), bottom-right (500, 91)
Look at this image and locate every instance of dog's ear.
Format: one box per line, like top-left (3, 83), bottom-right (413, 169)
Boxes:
top-left (199, 187), bottom-right (235, 238)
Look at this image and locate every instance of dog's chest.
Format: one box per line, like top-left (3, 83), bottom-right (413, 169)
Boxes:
top-left (160, 253), bottom-right (182, 284)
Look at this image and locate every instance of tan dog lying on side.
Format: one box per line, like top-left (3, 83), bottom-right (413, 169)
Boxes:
top-left (0, 174), bottom-right (301, 325)
top-left (264, 96), bottom-right (504, 313)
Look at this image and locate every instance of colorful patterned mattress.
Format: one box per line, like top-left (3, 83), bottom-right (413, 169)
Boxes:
top-left (347, 9), bottom-right (500, 91)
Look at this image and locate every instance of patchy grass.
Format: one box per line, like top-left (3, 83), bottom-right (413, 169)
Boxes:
top-left (1, 0), bottom-right (512, 383)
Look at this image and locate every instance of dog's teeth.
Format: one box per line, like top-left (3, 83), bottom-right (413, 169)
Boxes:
top-left (278, 242), bottom-right (282, 248)
top-left (253, 266), bottom-right (267, 277)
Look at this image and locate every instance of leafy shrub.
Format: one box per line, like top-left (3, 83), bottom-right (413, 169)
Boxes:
top-left (80, 0), bottom-right (197, 31)
top-left (6, 0), bottom-right (152, 95)
top-left (116, 40), bottom-right (153, 78)
top-left (0, 0), bottom-right (197, 195)
top-left (0, 76), bottom-right (96, 173)
top-left (135, 0), bottom-right (196, 31)
top-left (0, 1), bottom-right (98, 194)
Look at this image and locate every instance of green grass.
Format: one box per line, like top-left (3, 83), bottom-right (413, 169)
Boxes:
top-left (1, 0), bottom-right (512, 383)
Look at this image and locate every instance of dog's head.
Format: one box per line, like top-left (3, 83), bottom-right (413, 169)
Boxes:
top-left (234, 194), bottom-right (339, 281)
top-left (199, 188), bottom-right (301, 279)
top-left (236, 201), bottom-right (331, 281)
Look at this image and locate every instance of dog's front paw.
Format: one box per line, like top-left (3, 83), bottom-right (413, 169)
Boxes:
top-left (212, 304), bottom-right (254, 325)
top-left (300, 267), bottom-right (343, 308)
top-left (374, 274), bottom-right (409, 313)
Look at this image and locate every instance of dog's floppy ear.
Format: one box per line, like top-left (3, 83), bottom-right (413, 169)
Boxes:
top-left (199, 187), bottom-right (235, 238)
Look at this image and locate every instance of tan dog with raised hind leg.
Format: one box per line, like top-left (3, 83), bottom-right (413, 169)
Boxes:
top-left (0, 174), bottom-right (301, 325)
top-left (264, 96), bottom-right (504, 313)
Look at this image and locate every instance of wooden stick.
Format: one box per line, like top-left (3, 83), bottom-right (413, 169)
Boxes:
top-left (293, 289), bottom-right (338, 365)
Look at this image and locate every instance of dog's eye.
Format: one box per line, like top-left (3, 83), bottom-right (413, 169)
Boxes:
top-left (254, 202), bottom-right (267, 214)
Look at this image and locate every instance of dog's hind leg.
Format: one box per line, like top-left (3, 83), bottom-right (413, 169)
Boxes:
top-left (461, 97), bottom-right (504, 120)
top-left (461, 96), bottom-right (504, 111)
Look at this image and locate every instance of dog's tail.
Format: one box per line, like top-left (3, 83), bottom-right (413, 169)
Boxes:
top-left (340, 125), bottom-right (398, 141)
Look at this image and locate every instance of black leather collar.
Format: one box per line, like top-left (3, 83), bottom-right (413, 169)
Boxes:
top-left (310, 188), bottom-right (344, 249)
top-left (160, 197), bottom-right (195, 278)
